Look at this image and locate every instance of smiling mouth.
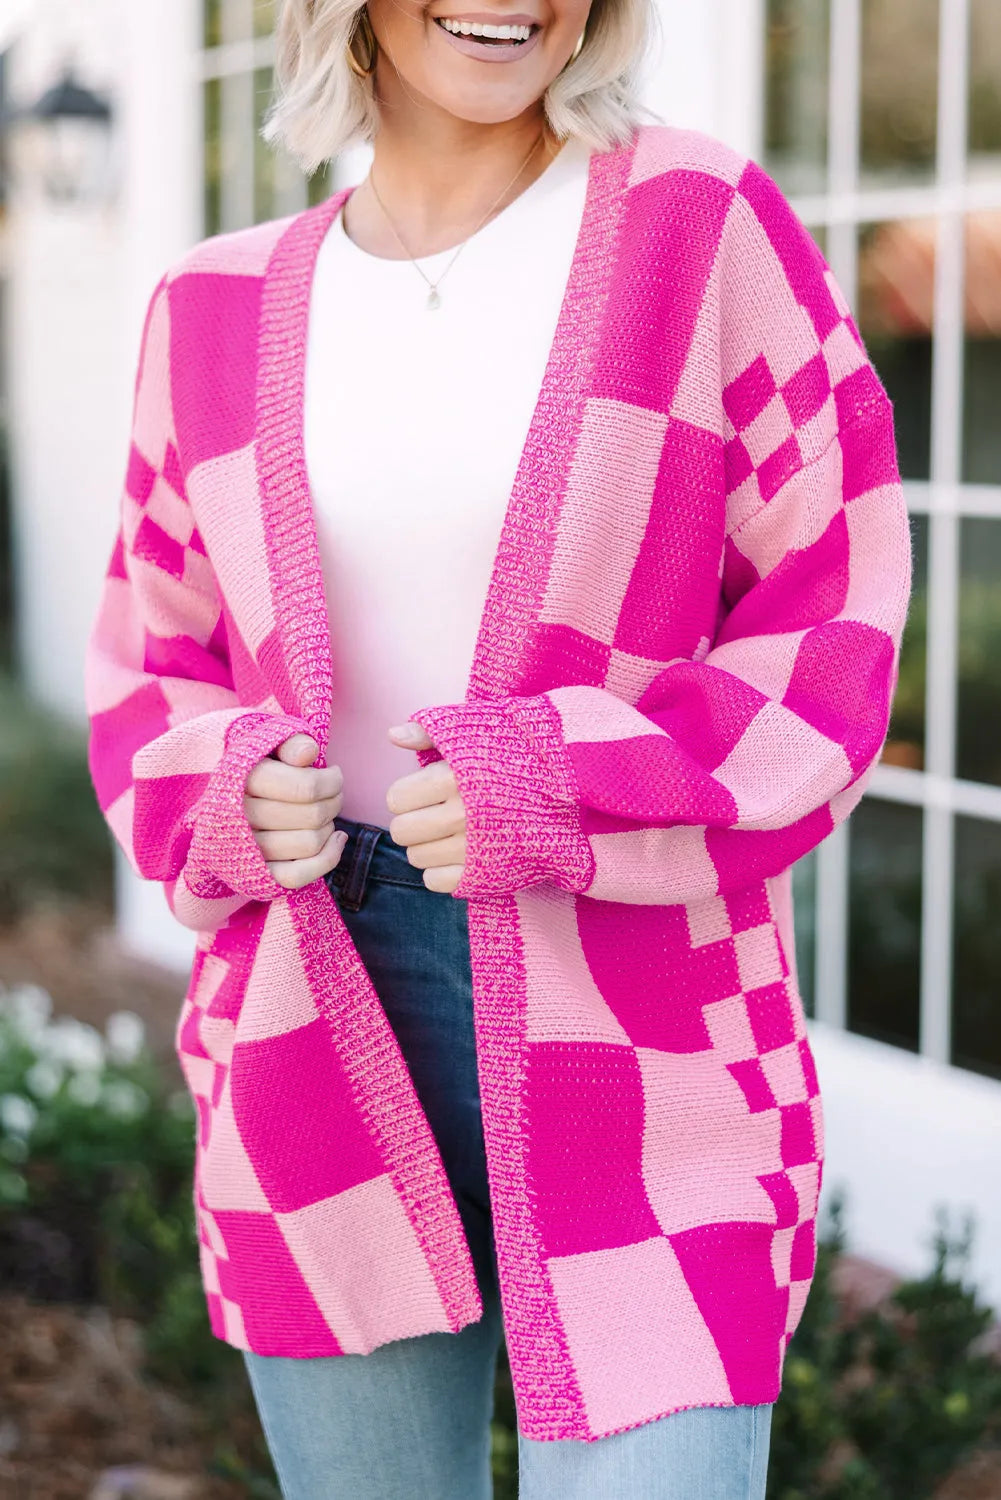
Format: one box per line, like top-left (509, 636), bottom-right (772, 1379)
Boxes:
top-left (434, 16), bottom-right (539, 44)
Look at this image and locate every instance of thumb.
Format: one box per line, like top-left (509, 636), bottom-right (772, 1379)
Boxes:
top-left (276, 733), bottom-right (320, 767)
top-left (388, 722), bottom-right (435, 751)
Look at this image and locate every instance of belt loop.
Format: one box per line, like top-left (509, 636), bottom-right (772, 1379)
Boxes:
top-left (334, 823), bottom-right (382, 911)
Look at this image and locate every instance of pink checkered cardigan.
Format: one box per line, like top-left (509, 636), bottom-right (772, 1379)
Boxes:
top-left (85, 125), bottom-right (911, 1441)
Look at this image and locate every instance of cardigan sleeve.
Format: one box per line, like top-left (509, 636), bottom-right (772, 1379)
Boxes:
top-left (407, 169), bottom-right (913, 907)
top-left (85, 278), bottom-right (312, 932)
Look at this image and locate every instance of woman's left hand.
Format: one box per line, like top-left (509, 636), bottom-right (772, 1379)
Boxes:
top-left (385, 723), bottom-right (467, 893)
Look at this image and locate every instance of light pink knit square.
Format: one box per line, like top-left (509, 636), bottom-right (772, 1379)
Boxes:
top-left (516, 885), bottom-right (632, 1047)
top-left (638, 1048), bottom-right (782, 1235)
top-left (540, 398), bottom-right (668, 647)
top-left (145, 474), bottom-right (195, 547)
top-left (703, 994), bottom-right (758, 1062)
top-left (822, 317), bottom-right (870, 389)
top-left (686, 894), bottom-right (733, 949)
top-left (586, 825), bottom-right (719, 905)
top-left (760, 1042), bottom-right (810, 1106)
top-left (714, 703), bottom-right (852, 828)
top-left (785, 1278), bottom-right (812, 1335)
top-left (129, 558), bottom-right (221, 647)
top-left (547, 1236), bottom-right (732, 1434)
top-left (770, 1224), bottom-right (797, 1287)
top-left (741, 392), bottom-right (796, 470)
top-left (198, 1074), bottom-right (270, 1213)
top-left (841, 486), bottom-right (913, 634)
top-left (275, 1175), bottom-right (452, 1353)
top-left (628, 125), bottom-right (745, 191)
top-left (787, 1161), bottom-right (822, 1222)
top-left (132, 290), bottom-right (173, 469)
top-left (734, 924), bottom-right (785, 992)
top-left (221, 1296), bottom-right (247, 1346)
top-left (237, 899), bottom-right (319, 1042)
top-left (104, 786), bottom-right (136, 858)
top-left (722, 203), bottom-right (825, 390)
top-left (709, 630), bottom-right (807, 706)
top-left (187, 443), bottom-right (276, 655)
top-left (549, 683), bottom-right (662, 746)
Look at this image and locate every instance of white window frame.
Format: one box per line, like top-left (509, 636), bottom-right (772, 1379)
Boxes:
top-left (788, 0), bottom-right (1001, 1074)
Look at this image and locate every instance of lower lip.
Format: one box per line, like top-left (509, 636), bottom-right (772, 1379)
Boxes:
top-left (434, 22), bottom-right (542, 62)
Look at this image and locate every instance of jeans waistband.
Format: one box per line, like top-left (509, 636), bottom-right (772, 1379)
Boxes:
top-left (325, 814), bottom-right (427, 910)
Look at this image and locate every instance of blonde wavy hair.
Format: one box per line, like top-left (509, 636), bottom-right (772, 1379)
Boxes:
top-left (263, 0), bottom-right (652, 171)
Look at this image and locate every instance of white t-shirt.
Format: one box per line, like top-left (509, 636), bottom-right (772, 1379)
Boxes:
top-left (303, 138), bottom-right (591, 827)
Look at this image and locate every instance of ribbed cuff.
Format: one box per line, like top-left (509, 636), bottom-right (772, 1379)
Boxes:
top-left (408, 694), bottom-right (595, 901)
top-left (185, 711), bottom-right (314, 903)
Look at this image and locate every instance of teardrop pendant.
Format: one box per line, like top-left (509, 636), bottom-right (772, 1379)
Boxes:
top-left (426, 286), bottom-right (442, 311)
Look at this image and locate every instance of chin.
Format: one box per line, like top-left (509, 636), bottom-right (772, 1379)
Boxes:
top-left (410, 72), bottom-right (550, 127)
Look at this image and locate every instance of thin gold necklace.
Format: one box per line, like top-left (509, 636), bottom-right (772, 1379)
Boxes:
top-left (367, 133), bottom-right (548, 311)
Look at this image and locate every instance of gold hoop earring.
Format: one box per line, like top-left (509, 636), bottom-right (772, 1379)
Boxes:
top-left (347, 9), bottom-right (378, 79)
top-left (568, 28), bottom-right (586, 64)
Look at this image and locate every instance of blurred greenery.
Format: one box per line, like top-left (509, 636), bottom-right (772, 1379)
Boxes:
top-left (956, 580), bottom-right (1001, 788)
top-left (0, 676), bottom-right (115, 925)
top-left (1, 988), bottom-right (999, 1497)
top-left (770, 1199), bottom-right (1001, 1499)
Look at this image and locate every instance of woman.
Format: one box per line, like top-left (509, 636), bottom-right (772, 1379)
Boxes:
top-left (85, 0), bottom-right (912, 1492)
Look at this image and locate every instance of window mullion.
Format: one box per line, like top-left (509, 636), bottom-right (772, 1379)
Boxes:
top-left (919, 0), bottom-right (971, 1065)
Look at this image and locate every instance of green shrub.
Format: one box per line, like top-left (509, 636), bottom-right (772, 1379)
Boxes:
top-left (769, 1199), bottom-right (1001, 1499)
top-left (0, 678), bottom-right (115, 923)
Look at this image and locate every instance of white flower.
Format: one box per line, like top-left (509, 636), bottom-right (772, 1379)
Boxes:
top-left (67, 1071), bottom-right (102, 1107)
top-left (24, 1059), bottom-right (64, 1100)
top-left (105, 1011), bottom-right (146, 1066)
top-left (101, 1080), bottom-right (148, 1120)
top-left (39, 1017), bottom-right (106, 1073)
top-left (1, 984), bottom-right (53, 1044)
top-left (0, 1094), bottom-right (38, 1138)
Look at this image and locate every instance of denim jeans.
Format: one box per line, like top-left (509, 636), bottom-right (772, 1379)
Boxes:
top-left (243, 815), bottom-right (773, 1499)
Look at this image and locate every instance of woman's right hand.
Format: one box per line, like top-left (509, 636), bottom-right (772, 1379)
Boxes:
top-left (244, 734), bottom-right (349, 889)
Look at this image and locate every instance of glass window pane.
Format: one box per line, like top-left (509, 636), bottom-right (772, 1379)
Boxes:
top-left (882, 514), bottom-right (927, 770)
top-left (857, 220), bottom-right (935, 480)
top-left (962, 211), bottom-right (1001, 485)
top-left (969, 0), bottom-right (1001, 179)
top-left (203, 70), bottom-right (255, 234)
top-left (953, 815), bottom-right (1001, 1080)
top-left (792, 851), bottom-right (817, 1019)
top-left (204, 0), bottom-right (222, 48)
top-left (203, 77), bottom-right (222, 237)
top-left (308, 162), bottom-right (334, 207)
top-left (255, 66), bottom-right (309, 221)
top-left (957, 518), bottom-right (1001, 786)
top-left (848, 799), bottom-right (922, 1052)
top-left (221, 0), bottom-right (254, 43)
top-left (254, 0), bottom-right (277, 38)
top-left (764, 0), bottom-right (830, 196)
top-left (861, 0), bottom-right (939, 188)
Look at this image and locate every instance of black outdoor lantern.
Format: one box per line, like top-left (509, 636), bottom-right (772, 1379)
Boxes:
top-left (6, 68), bottom-right (114, 204)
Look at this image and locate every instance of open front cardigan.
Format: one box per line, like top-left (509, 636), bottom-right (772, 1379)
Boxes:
top-left (85, 125), bottom-right (911, 1442)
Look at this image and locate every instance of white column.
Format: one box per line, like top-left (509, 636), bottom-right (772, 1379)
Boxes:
top-left (116, 0), bottom-right (203, 973)
top-left (642, 0), bottom-right (765, 157)
top-left (120, 0), bottom-right (203, 351)
top-left (7, 0), bottom-right (130, 718)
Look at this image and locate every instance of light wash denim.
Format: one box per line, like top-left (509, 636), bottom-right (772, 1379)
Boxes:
top-left (243, 815), bottom-right (773, 1499)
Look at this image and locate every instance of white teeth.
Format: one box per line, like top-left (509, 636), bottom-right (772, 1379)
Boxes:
top-left (437, 17), bottom-right (533, 40)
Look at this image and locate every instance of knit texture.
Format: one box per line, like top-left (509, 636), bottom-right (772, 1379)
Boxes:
top-left (85, 125), bottom-right (912, 1442)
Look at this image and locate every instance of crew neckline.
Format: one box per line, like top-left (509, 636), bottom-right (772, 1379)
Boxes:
top-left (334, 135), bottom-right (592, 271)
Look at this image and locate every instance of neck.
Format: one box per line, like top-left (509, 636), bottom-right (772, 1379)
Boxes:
top-left (345, 93), bottom-right (559, 258)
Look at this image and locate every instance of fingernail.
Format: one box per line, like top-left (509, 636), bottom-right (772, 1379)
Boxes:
top-left (390, 724), bottom-right (419, 742)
